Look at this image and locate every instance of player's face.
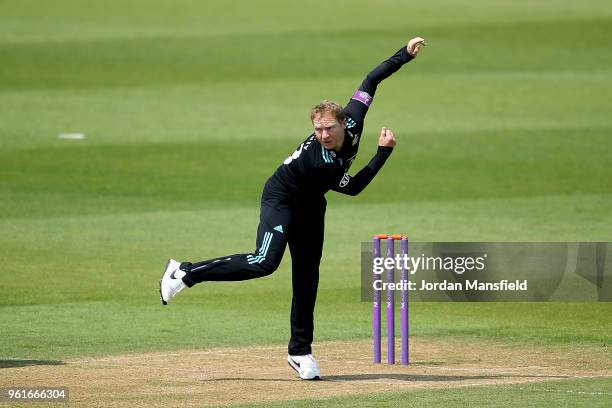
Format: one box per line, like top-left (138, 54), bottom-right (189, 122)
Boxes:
top-left (313, 113), bottom-right (346, 152)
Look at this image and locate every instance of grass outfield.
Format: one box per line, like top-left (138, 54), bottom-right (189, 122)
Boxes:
top-left (234, 377), bottom-right (612, 408)
top-left (1, 0), bottom-right (611, 405)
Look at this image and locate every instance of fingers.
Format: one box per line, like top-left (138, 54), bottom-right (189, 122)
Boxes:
top-left (380, 127), bottom-right (389, 139)
top-left (409, 37), bottom-right (426, 48)
top-left (381, 127), bottom-right (393, 138)
top-left (386, 129), bottom-right (396, 146)
top-left (380, 126), bottom-right (387, 138)
top-left (407, 36), bottom-right (427, 56)
top-left (378, 127), bottom-right (396, 148)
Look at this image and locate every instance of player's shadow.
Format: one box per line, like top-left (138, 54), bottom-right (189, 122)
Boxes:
top-left (201, 373), bottom-right (570, 383)
top-left (0, 360), bottom-right (65, 369)
top-left (324, 373), bottom-right (570, 382)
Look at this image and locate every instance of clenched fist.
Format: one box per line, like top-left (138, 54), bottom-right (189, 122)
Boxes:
top-left (378, 127), bottom-right (396, 148)
top-left (407, 37), bottom-right (426, 57)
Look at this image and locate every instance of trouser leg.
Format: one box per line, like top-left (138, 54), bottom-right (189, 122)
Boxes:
top-left (181, 203), bottom-right (290, 286)
top-left (287, 204), bottom-right (325, 355)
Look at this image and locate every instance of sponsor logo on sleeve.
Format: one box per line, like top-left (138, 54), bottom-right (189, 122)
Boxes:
top-left (351, 90), bottom-right (373, 107)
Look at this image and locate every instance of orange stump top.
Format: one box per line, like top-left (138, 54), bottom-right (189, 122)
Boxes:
top-left (374, 234), bottom-right (407, 240)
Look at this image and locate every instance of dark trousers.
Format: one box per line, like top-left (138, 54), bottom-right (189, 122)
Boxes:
top-left (181, 186), bottom-right (325, 356)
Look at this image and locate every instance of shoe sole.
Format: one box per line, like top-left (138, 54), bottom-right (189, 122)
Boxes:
top-left (159, 280), bottom-right (167, 305)
top-left (159, 259), bottom-right (172, 306)
top-left (287, 359), bottom-right (320, 380)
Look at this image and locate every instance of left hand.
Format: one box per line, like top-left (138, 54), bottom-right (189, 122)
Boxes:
top-left (378, 127), bottom-right (396, 148)
top-left (407, 37), bottom-right (426, 57)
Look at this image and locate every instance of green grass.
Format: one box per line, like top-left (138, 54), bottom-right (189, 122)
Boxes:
top-left (1, 0), bottom-right (611, 405)
top-left (1, 298), bottom-right (609, 359)
top-left (2, 125), bottom-right (611, 219)
top-left (232, 377), bottom-right (612, 408)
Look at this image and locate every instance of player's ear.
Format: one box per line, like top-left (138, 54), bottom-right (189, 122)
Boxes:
top-left (341, 119), bottom-right (347, 129)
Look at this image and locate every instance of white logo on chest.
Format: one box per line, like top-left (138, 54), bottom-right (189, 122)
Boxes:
top-left (283, 144), bottom-right (304, 165)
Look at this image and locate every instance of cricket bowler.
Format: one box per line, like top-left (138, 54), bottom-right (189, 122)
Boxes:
top-left (160, 37), bottom-right (426, 379)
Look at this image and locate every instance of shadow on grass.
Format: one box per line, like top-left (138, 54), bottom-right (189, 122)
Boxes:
top-left (0, 360), bottom-right (65, 369)
top-left (200, 373), bottom-right (571, 383)
top-left (323, 373), bottom-right (571, 382)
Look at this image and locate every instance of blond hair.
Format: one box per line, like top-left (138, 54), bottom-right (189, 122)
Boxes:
top-left (310, 100), bottom-right (345, 123)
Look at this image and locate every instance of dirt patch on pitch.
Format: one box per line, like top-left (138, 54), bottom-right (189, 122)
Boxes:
top-left (2, 338), bottom-right (610, 407)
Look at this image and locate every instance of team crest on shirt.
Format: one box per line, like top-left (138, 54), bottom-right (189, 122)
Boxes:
top-left (339, 173), bottom-right (350, 187)
top-left (330, 151), bottom-right (336, 158)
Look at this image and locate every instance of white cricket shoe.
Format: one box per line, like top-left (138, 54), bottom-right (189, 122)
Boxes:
top-left (288, 354), bottom-right (321, 380)
top-left (159, 259), bottom-right (187, 305)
